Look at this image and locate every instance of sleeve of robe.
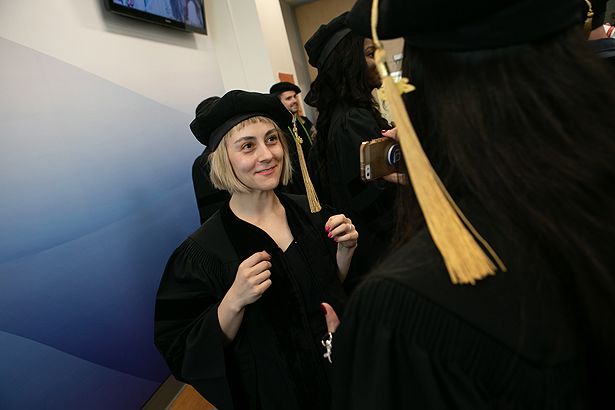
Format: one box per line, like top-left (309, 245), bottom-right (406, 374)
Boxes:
top-left (331, 107), bottom-right (396, 224)
top-left (154, 238), bottom-right (235, 410)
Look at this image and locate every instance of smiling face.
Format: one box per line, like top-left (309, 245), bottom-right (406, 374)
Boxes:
top-left (279, 90), bottom-right (299, 114)
top-left (226, 120), bottom-right (285, 192)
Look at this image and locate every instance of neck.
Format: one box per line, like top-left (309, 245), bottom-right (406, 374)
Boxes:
top-left (229, 190), bottom-right (280, 221)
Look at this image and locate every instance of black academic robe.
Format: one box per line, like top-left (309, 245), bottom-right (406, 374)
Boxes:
top-left (192, 149), bottom-right (230, 224)
top-left (155, 193), bottom-right (346, 410)
top-left (330, 204), bottom-right (598, 410)
top-left (308, 104), bottom-right (396, 290)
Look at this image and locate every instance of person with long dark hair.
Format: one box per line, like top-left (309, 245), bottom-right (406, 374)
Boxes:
top-left (304, 13), bottom-right (400, 290)
top-left (154, 91), bottom-right (358, 410)
top-left (328, 1), bottom-right (615, 408)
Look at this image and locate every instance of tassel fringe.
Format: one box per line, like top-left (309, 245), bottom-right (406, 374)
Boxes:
top-left (371, 0), bottom-right (505, 284)
top-left (291, 119), bottom-right (321, 213)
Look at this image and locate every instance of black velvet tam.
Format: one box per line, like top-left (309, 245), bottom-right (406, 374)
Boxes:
top-left (347, 0), bottom-right (585, 50)
top-left (190, 90), bottom-right (292, 150)
top-left (269, 81), bottom-right (301, 96)
top-left (304, 12), bottom-right (352, 68)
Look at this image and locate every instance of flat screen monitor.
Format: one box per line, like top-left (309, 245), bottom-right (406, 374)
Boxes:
top-left (105, 0), bottom-right (207, 35)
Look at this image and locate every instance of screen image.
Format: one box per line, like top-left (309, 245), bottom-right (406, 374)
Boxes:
top-left (109, 0), bottom-right (206, 34)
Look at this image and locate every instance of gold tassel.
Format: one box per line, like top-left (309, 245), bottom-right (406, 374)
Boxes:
top-left (370, 0), bottom-right (506, 284)
top-left (291, 117), bottom-right (322, 213)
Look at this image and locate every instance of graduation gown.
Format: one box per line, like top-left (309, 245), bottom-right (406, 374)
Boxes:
top-left (308, 104), bottom-right (397, 290)
top-left (155, 193), bottom-right (346, 410)
top-left (331, 204), bottom-right (594, 410)
top-left (192, 149), bottom-right (230, 224)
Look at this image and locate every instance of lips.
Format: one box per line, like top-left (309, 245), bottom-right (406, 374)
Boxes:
top-left (256, 165), bottom-right (277, 175)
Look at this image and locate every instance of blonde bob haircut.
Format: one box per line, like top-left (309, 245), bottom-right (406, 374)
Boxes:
top-left (208, 116), bottom-right (293, 193)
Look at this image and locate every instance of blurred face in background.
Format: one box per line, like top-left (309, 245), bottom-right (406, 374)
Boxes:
top-left (279, 91), bottom-right (299, 114)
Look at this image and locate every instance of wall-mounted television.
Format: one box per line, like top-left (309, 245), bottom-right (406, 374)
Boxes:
top-left (105, 0), bottom-right (207, 35)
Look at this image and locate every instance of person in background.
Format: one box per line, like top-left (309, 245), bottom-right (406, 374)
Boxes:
top-left (190, 97), bottom-right (230, 224)
top-left (269, 81), bottom-right (315, 145)
top-left (328, 0), bottom-right (615, 409)
top-left (154, 90), bottom-right (357, 410)
top-left (269, 81), bottom-right (315, 195)
top-left (586, 0), bottom-right (615, 68)
top-left (304, 13), bottom-right (400, 291)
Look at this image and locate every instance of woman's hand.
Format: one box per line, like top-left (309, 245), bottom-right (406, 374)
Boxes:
top-left (326, 214), bottom-right (358, 282)
top-left (320, 302), bottom-right (340, 333)
top-left (326, 214), bottom-right (358, 250)
top-left (320, 302), bottom-right (340, 363)
top-left (380, 128), bottom-right (409, 185)
top-left (227, 251), bottom-right (273, 311)
top-left (381, 127), bottom-right (398, 141)
top-left (382, 172), bottom-right (408, 185)
top-left (218, 251), bottom-right (272, 343)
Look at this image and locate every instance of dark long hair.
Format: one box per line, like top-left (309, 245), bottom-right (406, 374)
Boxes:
top-left (399, 27), bottom-right (615, 401)
top-left (305, 33), bottom-right (387, 199)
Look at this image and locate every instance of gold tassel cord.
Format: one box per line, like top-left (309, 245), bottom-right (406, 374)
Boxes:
top-left (370, 0), bottom-right (505, 284)
top-left (291, 118), bottom-right (322, 213)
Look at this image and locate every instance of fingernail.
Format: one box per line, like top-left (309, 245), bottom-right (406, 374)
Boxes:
top-left (320, 303), bottom-right (327, 315)
top-left (325, 226), bottom-right (330, 232)
top-left (381, 129), bottom-right (387, 134)
top-left (327, 232), bottom-right (332, 238)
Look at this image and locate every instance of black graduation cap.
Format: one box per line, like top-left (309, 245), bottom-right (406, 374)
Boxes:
top-left (190, 90), bottom-right (292, 150)
top-left (346, 0), bottom-right (584, 50)
top-left (269, 81), bottom-right (301, 96)
top-left (304, 12), bottom-right (352, 68)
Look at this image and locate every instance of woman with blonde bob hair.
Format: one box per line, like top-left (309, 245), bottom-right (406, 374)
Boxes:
top-left (154, 90), bottom-right (357, 410)
top-left (209, 115), bottom-right (293, 194)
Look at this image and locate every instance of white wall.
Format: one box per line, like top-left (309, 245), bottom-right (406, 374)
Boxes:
top-left (208, 0), bottom-right (278, 93)
top-left (255, 0), bottom-right (297, 82)
top-left (0, 0), bottom-right (224, 114)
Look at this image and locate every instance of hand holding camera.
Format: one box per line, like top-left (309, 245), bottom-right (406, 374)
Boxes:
top-left (359, 128), bottom-right (408, 183)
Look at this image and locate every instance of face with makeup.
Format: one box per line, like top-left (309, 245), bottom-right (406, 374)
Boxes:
top-left (364, 38), bottom-right (382, 89)
top-left (225, 120), bottom-right (285, 192)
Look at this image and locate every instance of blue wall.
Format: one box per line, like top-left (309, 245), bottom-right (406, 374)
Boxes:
top-left (0, 36), bottom-right (203, 409)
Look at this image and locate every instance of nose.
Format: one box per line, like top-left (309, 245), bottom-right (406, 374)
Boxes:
top-left (256, 143), bottom-right (274, 162)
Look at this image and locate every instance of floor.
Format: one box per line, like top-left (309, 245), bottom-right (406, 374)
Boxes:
top-left (169, 385), bottom-right (216, 410)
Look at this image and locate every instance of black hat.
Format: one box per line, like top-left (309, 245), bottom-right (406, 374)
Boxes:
top-left (347, 0), bottom-right (584, 51)
top-left (190, 90), bottom-right (292, 150)
top-left (304, 12), bottom-right (353, 68)
top-left (269, 81), bottom-right (301, 96)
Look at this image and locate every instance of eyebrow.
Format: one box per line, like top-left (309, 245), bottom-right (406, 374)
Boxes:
top-left (232, 128), bottom-right (278, 145)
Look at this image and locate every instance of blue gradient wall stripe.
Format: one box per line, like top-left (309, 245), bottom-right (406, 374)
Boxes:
top-left (1, 36), bottom-right (203, 408)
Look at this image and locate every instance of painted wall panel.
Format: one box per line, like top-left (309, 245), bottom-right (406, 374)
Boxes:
top-left (0, 36), bottom-right (201, 409)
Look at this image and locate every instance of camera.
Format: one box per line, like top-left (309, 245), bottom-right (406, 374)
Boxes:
top-left (359, 137), bottom-right (406, 181)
